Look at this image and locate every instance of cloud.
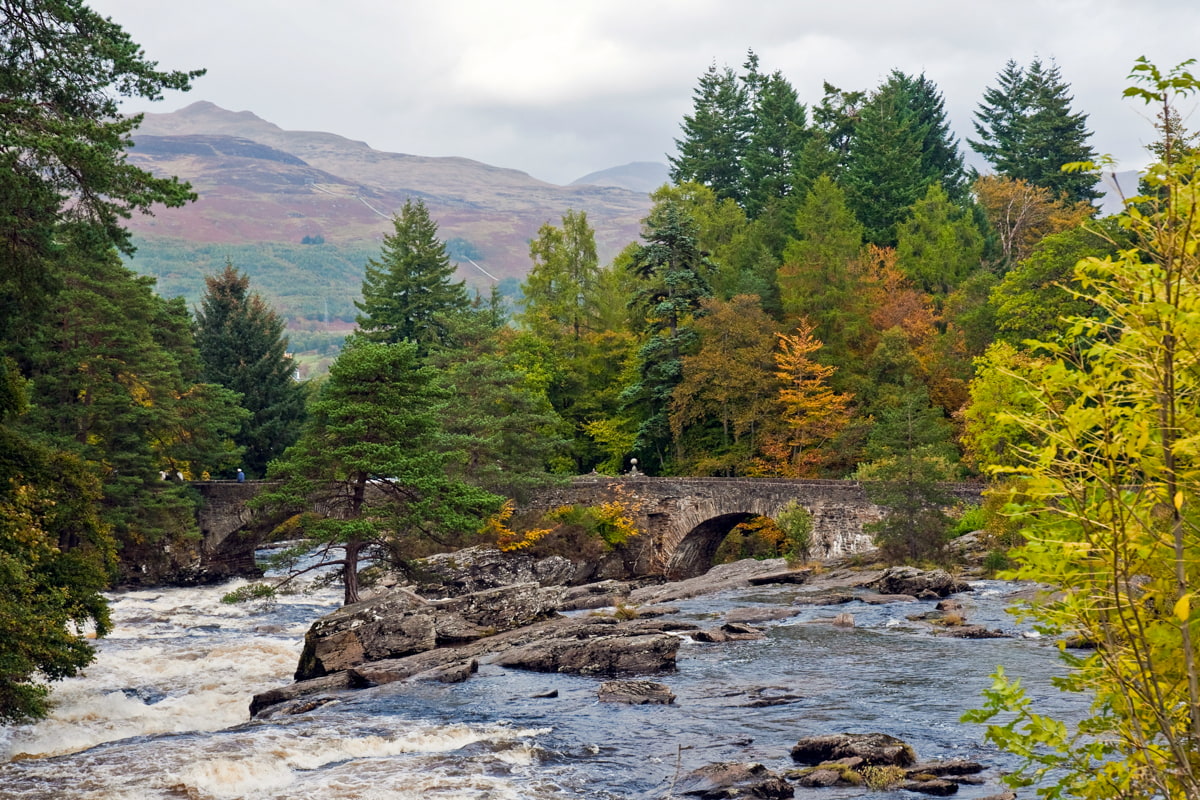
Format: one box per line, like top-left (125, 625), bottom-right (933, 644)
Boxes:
top-left (93, 0), bottom-right (1200, 185)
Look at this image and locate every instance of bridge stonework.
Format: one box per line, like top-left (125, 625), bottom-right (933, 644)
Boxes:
top-left (524, 476), bottom-right (983, 580)
top-left (190, 477), bottom-right (984, 585)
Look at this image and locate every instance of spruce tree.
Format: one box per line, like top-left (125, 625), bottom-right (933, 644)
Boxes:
top-left (743, 71), bottom-right (810, 219)
top-left (621, 199), bottom-right (714, 472)
top-left (669, 62), bottom-right (752, 206)
top-left (195, 263), bottom-right (307, 478)
top-left (355, 199), bottom-right (470, 353)
top-left (971, 58), bottom-right (1100, 204)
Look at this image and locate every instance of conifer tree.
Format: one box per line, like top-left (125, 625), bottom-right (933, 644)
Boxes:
top-left (743, 71), bottom-right (810, 218)
top-left (669, 62), bottom-right (752, 206)
top-left (971, 58), bottom-right (1100, 204)
top-left (195, 263), bottom-right (307, 478)
top-left (356, 199), bottom-right (469, 353)
top-left (895, 183), bottom-right (985, 296)
top-left (621, 199), bottom-right (714, 472)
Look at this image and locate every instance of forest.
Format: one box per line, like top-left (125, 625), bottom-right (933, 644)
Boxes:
top-left (3, 2), bottom-right (1200, 795)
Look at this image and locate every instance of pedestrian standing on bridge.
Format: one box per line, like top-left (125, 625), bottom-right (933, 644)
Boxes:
top-left (237, 468), bottom-right (245, 483)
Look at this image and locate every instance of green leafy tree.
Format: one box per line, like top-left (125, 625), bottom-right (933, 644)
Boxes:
top-left (965, 59), bottom-right (1200, 800)
top-left (259, 338), bottom-right (502, 605)
top-left (743, 70), bottom-right (810, 218)
top-left (520, 209), bottom-right (600, 340)
top-left (195, 263), bottom-right (307, 478)
top-left (971, 58), bottom-right (1100, 205)
top-left (855, 382), bottom-right (959, 563)
top-left (895, 183), bottom-right (985, 296)
top-left (669, 62), bottom-right (751, 205)
top-left (355, 199), bottom-right (470, 353)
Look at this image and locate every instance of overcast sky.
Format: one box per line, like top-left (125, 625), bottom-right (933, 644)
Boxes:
top-left (92, 0), bottom-right (1200, 186)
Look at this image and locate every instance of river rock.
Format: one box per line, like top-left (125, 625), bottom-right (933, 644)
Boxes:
top-left (725, 607), bottom-right (796, 624)
top-left (629, 558), bottom-right (791, 605)
top-left (294, 582), bottom-right (561, 679)
top-left (899, 778), bottom-right (959, 795)
top-left (906, 759), bottom-right (984, 777)
top-left (597, 680), bottom-right (675, 705)
top-left (790, 733), bottom-right (916, 767)
top-left (936, 625), bottom-right (1008, 639)
top-left (870, 567), bottom-right (970, 598)
top-left (674, 762), bottom-right (794, 798)
top-left (692, 622), bottom-right (767, 643)
top-left (558, 579), bottom-right (633, 610)
top-left (411, 545), bottom-right (575, 597)
top-left (492, 627), bottom-right (681, 675)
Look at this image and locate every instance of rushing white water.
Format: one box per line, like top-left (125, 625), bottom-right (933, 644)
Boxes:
top-left (0, 569), bottom-right (1080, 799)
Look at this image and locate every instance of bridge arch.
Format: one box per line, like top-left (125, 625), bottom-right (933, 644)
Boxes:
top-left (664, 511), bottom-right (761, 579)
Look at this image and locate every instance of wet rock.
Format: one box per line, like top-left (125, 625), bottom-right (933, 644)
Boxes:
top-left (693, 622), bottom-right (767, 643)
top-left (832, 613), bottom-right (855, 628)
top-left (629, 558), bottom-right (791, 605)
top-left (790, 592), bottom-right (855, 606)
top-left (558, 579), bottom-right (633, 610)
top-left (936, 625), bottom-right (1008, 639)
top-left (415, 659), bottom-right (478, 683)
top-left (250, 671), bottom-right (370, 717)
top-left (294, 582), bottom-right (561, 679)
top-left (870, 566), bottom-right (970, 598)
top-left (899, 778), bottom-right (958, 795)
top-left (410, 545), bottom-right (574, 597)
top-left (905, 759), bottom-right (984, 777)
top-left (747, 568), bottom-right (810, 586)
top-left (675, 761), bottom-right (794, 798)
top-left (792, 767), bottom-right (846, 788)
top-left (935, 599), bottom-right (963, 612)
top-left (492, 628), bottom-right (680, 676)
top-left (725, 607), bottom-right (796, 624)
top-left (790, 733), bottom-right (916, 767)
top-left (858, 592), bottom-right (918, 604)
top-left (531, 689), bottom-right (558, 698)
top-left (598, 680), bottom-right (675, 705)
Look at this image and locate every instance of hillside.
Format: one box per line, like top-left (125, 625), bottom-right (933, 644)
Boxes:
top-left (123, 102), bottom-right (652, 321)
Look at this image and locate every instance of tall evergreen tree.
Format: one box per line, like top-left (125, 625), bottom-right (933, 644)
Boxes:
top-left (895, 183), bottom-right (985, 296)
top-left (195, 263), bottom-right (307, 478)
top-left (669, 62), bottom-right (752, 205)
top-left (971, 58), bottom-right (1100, 204)
top-left (845, 71), bottom-right (966, 245)
top-left (355, 199), bottom-right (470, 353)
top-left (743, 71), bottom-right (810, 218)
top-left (621, 199), bottom-right (714, 472)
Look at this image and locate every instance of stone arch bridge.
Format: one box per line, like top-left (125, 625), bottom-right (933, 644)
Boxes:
top-left (193, 476), bottom-right (983, 582)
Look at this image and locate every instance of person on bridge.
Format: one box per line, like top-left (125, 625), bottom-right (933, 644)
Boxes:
top-left (236, 468), bottom-right (245, 483)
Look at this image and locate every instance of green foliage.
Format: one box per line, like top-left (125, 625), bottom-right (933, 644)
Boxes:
top-left (856, 382), bottom-right (958, 563)
top-left (966, 60), bottom-right (1200, 800)
top-left (948, 504), bottom-right (988, 538)
top-left (260, 338), bottom-right (503, 605)
top-left (355, 199), bottom-right (470, 354)
top-left (520, 209), bottom-right (601, 340)
top-left (775, 501), bottom-right (814, 561)
top-left (971, 58), bottom-right (1100, 205)
top-left (895, 183), bottom-right (984, 296)
top-left (544, 502), bottom-right (640, 549)
top-left (195, 263), bottom-right (307, 478)
top-left (669, 61), bottom-right (752, 205)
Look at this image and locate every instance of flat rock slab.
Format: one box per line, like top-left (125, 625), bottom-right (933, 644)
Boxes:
top-left (675, 761), bottom-right (794, 798)
top-left (493, 630), bottom-right (680, 676)
top-left (629, 559), bottom-right (791, 605)
top-left (598, 680), bottom-right (675, 705)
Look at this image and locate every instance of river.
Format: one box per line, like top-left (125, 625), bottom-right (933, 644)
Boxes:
top-left (0, 570), bottom-right (1077, 799)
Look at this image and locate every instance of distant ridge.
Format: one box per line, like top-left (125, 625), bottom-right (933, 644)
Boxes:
top-left (122, 102), bottom-right (653, 320)
top-left (571, 161), bottom-right (670, 194)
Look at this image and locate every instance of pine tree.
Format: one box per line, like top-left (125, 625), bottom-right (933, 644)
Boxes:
top-left (259, 338), bottom-right (502, 605)
top-left (971, 58), bottom-right (1100, 204)
top-left (669, 62), bottom-right (752, 205)
top-left (355, 199), bottom-right (470, 353)
top-left (195, 263), bottom-right (307, 478)
top-left (895, 183), bottom-right (985, 296)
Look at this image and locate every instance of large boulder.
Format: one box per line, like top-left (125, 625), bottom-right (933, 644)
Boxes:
top-left (870, 567), bottom-right (970, 598)
top-left (790, 733), bottom-right (916, 767)
top-left (295, 582), bottom-right (561, 679)
top-left (411, 545), bottom-right (575, 597)
top-left (492, 620), bottom-right (681, 676)
top-left (675, 762), bottom-right (794, 798)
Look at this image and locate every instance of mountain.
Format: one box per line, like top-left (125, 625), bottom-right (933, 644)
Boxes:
top-left (571, 162), bottom-right (670, 193)
top-left (122, 102), bottom-right (653, 324)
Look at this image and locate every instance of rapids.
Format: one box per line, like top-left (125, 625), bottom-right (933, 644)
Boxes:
top-left (0, 572), bottom-right (1079, 799)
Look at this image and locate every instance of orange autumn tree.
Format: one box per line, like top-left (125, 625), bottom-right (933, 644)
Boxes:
top-left (753, 319), bottom-right (853, 477)
top-left (973, 174), bottom-right (1093, 269)
top-left (670, 295), bottom-right (779, 475)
